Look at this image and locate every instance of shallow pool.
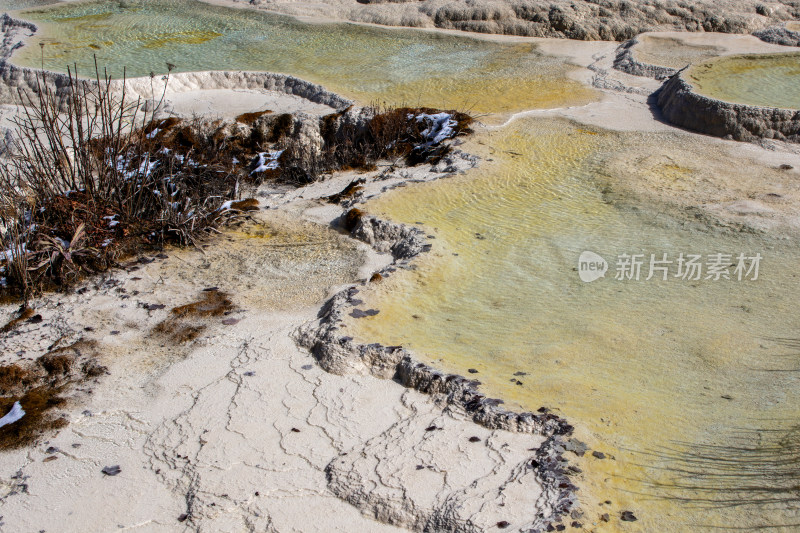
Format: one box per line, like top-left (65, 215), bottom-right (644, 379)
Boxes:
top-left (687, 53), bottom-right (800, 110)
top-left (12, 0), bottom-right (596, 115)
top-left (349, 118), bottom-right (800, 531)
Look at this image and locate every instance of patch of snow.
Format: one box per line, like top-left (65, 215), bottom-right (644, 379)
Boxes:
top-left (0, 402), bottom-right (25, 428)
top-left (415, 112), bottom-right (457, 146)
top-left (249, 150), bottom-right (283, 175)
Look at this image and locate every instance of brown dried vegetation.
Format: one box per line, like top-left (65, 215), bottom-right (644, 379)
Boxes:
top-left (152, 290), bottom-right (235, 344)
top-left (0, 339), bottom-right (106, 450)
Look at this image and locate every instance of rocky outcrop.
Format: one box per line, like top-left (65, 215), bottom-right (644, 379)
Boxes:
top-left (613, 38), bottom-right (678, 80)
top-left (754, 24), bottom-right (800, 46)
top-left (291, 0), bottom-right (797, 41)
top-left (296, 206), bottom-right (579, 531)
top-left (657, 69), bottom-right (800, 142)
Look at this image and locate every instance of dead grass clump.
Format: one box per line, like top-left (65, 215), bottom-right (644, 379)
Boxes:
top-left (344, 208), bottom-right (365, 231)
top-left (235, 109), bottom-right (272, 125)
top-left (0, 65), bottom-right (248, 302)
top-left (228, 198), bottom-right (260, 212)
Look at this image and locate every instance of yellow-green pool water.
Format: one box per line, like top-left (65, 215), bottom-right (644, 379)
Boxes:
top-left (12, 0), bottom-right (596, 115)
top-left (687, 53), bottom-right (800, 110)
top-left (349, 118), bottom-right (800, 531)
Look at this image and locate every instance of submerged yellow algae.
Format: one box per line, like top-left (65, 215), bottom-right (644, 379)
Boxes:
top-left (14, 0), bottom-right (596, 117)
top-left (348, 118), bottom-right (800, 531)
top-left (141, 30), bottom-right (223, 49)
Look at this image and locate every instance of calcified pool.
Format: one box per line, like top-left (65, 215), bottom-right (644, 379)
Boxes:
top-left (10, 0), bottom-right (595, 115)
top-left (348, 119), bottom-right (800, 530)
top-left (7, 1), bottom-right (800, 530)
top-left (686, 53), bottom-right (800, 109)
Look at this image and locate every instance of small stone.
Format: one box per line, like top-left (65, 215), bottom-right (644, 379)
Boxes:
top-left (621, 511), bottom-right (638, 522)
top-left (177, 513), bottom-right (188, 522)
top-left (45, 446), bottom-right (59, 454)
top-left (222, 318), bottom-right (240, 325)
top-left (243, 371), bottom-right (255, 377)
top-left (301, 365), bottom-right (313, 370)
top-left (600, 513), bottom-right (610, 522)
top-left (513, 371), bottom-right (527, 376)
top-left (571, 522), bottom-right (582, 528)
top-left (290, 428), bottom-right (300, 433)
top-left (43, 456), bottom-right (58, 463)
top-left (592, 451), bottom-right (606, 460)
top-left (496, 521), bottom-right (510, 529)
top-left (778, 164), bottom-right (793, 170)
top-left (425, 425), bottom-right (438, 431)
top-left (721, 394), bottom-right (733, 400)
top-left (101, 465), bottom-right (121, 476)
top-left (468, 436), bottom-right (481, 443)
top-left (468, 368), bottom-right (479, 374)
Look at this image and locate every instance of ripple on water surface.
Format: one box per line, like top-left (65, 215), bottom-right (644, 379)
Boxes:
top-left (350, 118), bottom-right (800, 531)
top-left (687, 52), bottom-right (800, 110)
top-left (13, 0), bottom-right (595, 115)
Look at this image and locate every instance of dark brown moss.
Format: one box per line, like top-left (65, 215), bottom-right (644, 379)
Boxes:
top-left (153, 322), bottom-right (207, 344)
top-left (0, 387), bottom-right (68, 450)
top-left (1, 307), bottom-right (34, 334)
top-left (325, 178), bottom-right (366, 204)
top-left (344, 208), bottom-right (364, 232)
top-left (38, 354), bottom-right (72, 377)
top-left (171, 290), bottom-right (234, 318)
top-left (268, 113), bottom-right (294, 143)
top-left (228, 198), bottom-right (260, 212)
top-left (235, 110), bottom-right (272, 125)
top-left (0, 365), bottom-right (32, 395)
top-left (0, 339), bottom-right (103, 449)
top-left (152, 290), bottom-right (234, 344)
